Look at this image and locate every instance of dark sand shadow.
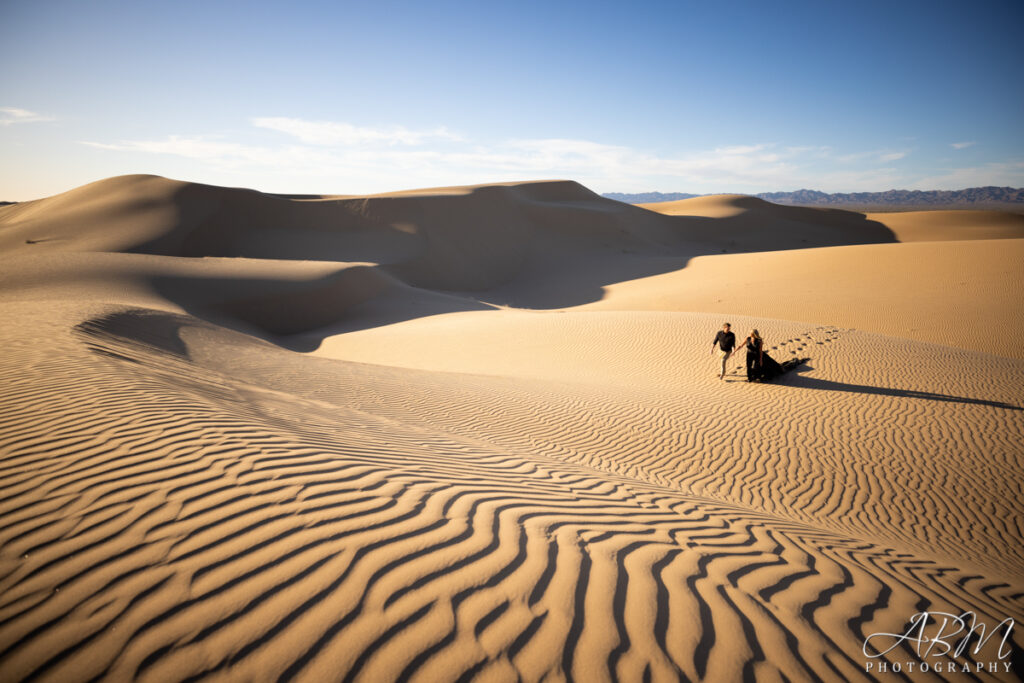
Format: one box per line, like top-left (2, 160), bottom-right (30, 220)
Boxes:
top-left (781, 363), bottom-right (1021, 411)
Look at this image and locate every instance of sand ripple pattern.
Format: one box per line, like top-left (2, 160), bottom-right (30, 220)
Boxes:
top-left (1, 305), bottom-right (1022, 682)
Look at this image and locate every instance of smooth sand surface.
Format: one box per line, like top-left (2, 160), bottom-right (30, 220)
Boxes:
top-left (1, 176), bottom-right (1022, 681)
top-left (574, 239), bottom-right (1024, 359)
top-left (641, 195), bottom-right (1024, 243)
top-left (865, 209), bottom-right (1024, 242)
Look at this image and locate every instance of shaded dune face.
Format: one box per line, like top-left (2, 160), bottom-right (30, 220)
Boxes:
top-left (1, 176), bottom-right (1023, 682)
top-left (0, 174), bottom-right (896, 296)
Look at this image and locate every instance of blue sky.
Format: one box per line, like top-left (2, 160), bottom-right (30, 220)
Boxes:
top-left (1, 0), bottom-right (1022, 200)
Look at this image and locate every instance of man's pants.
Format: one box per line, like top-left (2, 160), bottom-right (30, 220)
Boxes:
top-left (718, 349), bottom-right (731, 376)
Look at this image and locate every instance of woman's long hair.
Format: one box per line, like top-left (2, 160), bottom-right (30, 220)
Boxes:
top-left (751, 329), bottom-right (761, 342)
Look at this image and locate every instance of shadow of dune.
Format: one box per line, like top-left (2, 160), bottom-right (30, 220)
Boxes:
top-left (74, 309), bottom-right (193, 360)
top-left (148, 267), bottom-right (496, 350)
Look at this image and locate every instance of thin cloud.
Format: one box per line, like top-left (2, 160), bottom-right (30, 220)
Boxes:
top-left (80, 119), bottom-right (1020, 194)
top-left (0, 107), bottom-right (55, 125)
top-left (82, 126), bottom-right (799, 190)
top-left (950, 141), bottom-right (975, 150)
top-left (836, 149), bottom-right (907, 164)
top-left (74, 132), bottom-right (896, 193)
top-left (81, 136), bottom-right (339, 170)
top-left (713, 144), bottom-right (769, 155)
top-left (441, 139), bottom-right (796, 189)
top-left (907, 161), bottom-right (1024, 190)
top-left (877, 151), bottom-right (906, 162)
top-left (84, 136), bottom-right (273, 162)
top-left (251, 117), bottom-right (462, 146)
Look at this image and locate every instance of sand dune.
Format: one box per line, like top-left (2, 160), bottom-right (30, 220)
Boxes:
top-left (1, 176), bottom-right (1022, 681)
top-left (641, 194), bottom-right (1024, 243)
top-left (866, 209), bottom-right (1024, 242)
top-left (0, 176), bottom-right (902, 309)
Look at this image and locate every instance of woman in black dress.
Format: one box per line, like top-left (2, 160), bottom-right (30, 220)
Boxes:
top-left (734, 329), bottom-right (764, 382)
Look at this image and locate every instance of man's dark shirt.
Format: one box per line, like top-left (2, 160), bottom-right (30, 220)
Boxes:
top-left (713, 330), bottom-right (736, 352)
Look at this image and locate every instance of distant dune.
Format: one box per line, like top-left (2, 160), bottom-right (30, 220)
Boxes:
top-left (607, 185), bottom-right (1024, 211)
top-left (1, 175), bottom-right (1022, 681)
top-left (864, 208), bottom-right (1024, 241)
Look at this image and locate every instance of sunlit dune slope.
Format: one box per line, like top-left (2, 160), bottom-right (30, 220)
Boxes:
top-left (866, 209), bottom-right (1024, 242)
top-left (641, 193), bottom-right (1024, 242)
top-left (576, 238), bottom-right (1024, 359)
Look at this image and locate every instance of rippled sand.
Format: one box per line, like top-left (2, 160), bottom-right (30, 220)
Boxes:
top-left (1, 176), bottom-right (1022, 681)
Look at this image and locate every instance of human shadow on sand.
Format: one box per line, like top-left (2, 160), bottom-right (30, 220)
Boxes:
top-left (779, 363), bottom-right (1022, 411)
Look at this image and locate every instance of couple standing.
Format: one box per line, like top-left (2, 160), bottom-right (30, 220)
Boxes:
top-left (710, 322), bottom-right (765, 382)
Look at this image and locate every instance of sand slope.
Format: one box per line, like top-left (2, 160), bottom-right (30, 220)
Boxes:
top-left (574, 238), bottom-right (1024, 359)
top-left (865, 209), bottom-right (1024, 242)
top-left (1, 176), bottom-right (1022, 681)
top-left (641, 195), bottom-right (1024, 243)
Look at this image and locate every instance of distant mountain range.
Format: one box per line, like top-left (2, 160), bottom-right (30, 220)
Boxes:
top-left (604, 186), bottom-right (1024, 208)
top-left (602, 191), bottom-right (703, 203)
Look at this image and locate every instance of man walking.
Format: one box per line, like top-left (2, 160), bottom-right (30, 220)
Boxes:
top-left (710, 322), bottom-right (736, 380)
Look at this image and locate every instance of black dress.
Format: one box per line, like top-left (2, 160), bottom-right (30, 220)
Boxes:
top-left (759, 351), bottom-right (785, 380)
top-left (745, 337), bottom-right (763, 381)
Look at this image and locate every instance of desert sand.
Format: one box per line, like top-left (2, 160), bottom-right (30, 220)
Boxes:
top-left (1, 176), bottom-right (1022, 681)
